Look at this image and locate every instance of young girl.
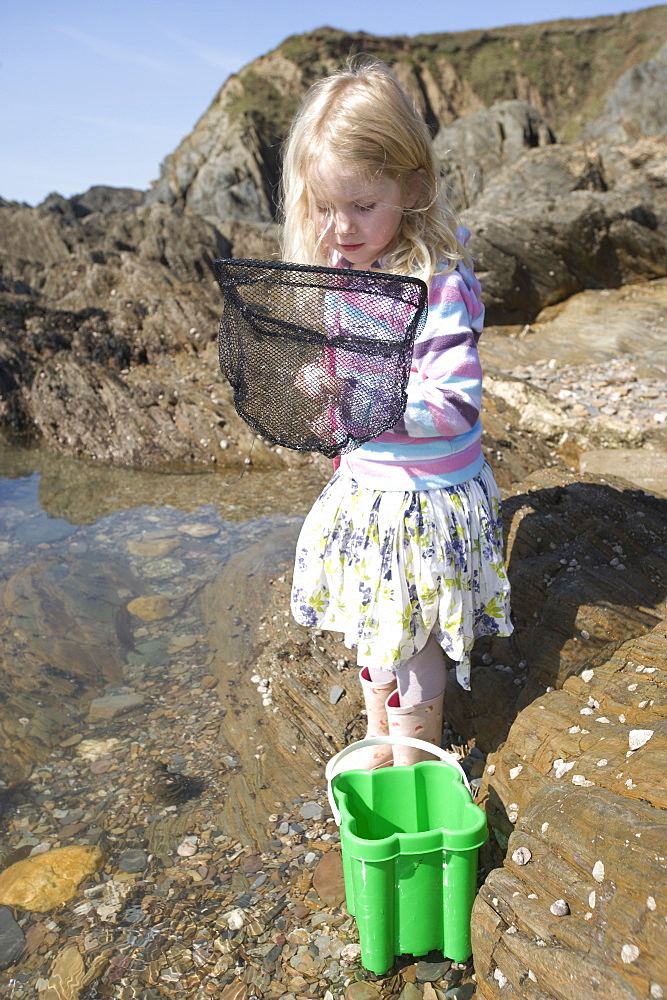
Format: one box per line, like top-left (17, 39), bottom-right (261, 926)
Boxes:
top-left (281, 59), bottom-right (512, 769)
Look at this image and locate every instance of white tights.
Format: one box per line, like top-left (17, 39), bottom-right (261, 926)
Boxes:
top-left (367, 635), bottom-right (447, 706)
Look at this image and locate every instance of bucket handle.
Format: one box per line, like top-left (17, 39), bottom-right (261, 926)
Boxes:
top-left (325, 737), bottom-right (472, 826)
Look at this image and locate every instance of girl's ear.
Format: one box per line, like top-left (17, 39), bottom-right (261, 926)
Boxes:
top-left (404, 168), bottom-right (427, 209)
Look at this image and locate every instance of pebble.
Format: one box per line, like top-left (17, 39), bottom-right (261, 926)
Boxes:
top-left (0, 906), bottom-right (26, 969)
top-left (416, 959), bottom-right (450, 981)
top-left (86, 691), bottom-right (145, 721)
top-left (550, 899), bottom-right (570, 916)
top-left (176, 836), bottom-right (199, 857)
top-left (226, 907), bottom-right (247, 930)
top-left (300, 801), bottom-right (324, 820)
top-left (507, 353), bottom-right (666, 433)
top-left (178, 522), bottom-right (220, 537)
top-left (330, 684), bottom-right (346, 704)
top-left (117, 849), bottom-right (149, 873)
top-left (512, 847), bottom-right (532, 865)
top-left (346, 982), bottom-right (381, 999)
top-left (126, 595), bottom-right (173, 620)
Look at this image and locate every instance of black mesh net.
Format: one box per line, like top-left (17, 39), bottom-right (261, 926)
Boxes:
top-left (213, 259), bottom-right (428, 458)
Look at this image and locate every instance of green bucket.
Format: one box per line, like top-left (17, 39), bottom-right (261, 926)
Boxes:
top-left (326, 737), bottom-right (487, 975)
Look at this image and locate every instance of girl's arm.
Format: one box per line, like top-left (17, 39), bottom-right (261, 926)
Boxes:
top-left (400, 268), bottom-right (484, 438)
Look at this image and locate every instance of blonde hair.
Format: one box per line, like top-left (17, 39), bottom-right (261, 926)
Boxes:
top-left (280, 58), bottom-right (468, 281)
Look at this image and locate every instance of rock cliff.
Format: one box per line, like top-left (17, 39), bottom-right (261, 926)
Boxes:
top-left (145, 8), bottom-right (667, 223)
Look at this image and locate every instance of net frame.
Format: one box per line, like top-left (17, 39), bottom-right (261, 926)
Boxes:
top-left (214, 258), bottom-right (428, 458)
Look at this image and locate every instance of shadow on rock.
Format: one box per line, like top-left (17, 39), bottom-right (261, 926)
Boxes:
top-left (445, 469), bottom-right (667, 752)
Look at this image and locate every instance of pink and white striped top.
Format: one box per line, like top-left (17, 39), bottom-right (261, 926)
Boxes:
top-left (335, 228), bottom-right (486, 491)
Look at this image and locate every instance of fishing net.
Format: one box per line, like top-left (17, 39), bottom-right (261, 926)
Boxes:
top-left (213, 259), bottom-right (428, 459)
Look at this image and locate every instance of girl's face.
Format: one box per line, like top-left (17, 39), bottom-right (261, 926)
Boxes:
top-left (310, 155), bottom-right (417, 270)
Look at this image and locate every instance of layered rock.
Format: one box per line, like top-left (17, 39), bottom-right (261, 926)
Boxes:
top-left (466, 136), bottom-right (667, 323)
top-left (444, 469), bottom-right (667, 751)
top-left (472, 623), bottom-right (667, 1000)
top-left (0, 201), bottom-right (287, 468)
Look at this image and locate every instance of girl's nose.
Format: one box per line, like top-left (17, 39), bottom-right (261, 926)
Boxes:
top-left (334, 211), bottom-right (355, 236)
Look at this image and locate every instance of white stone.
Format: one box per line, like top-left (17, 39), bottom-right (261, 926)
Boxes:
top-left (621, 943), bottom-right (640, 964)
top-left (650, 984), bottom-right (664, 999)
top-left (541, 822), bottom-right (549, 834)
top-left (176, 837), bottom-right (198, 857)
top-left (647, 896), bottom-right (657, 910)
top-left (597, 759), bottom-right (608, 766)
top-left (225, 907), bottom-right (246, 930)
top-left (493, 968), bottom-right (508, 988)
top-left (553, 759), bottom-right (575, 778)
top-left (581, 669), bottom-right (594, 683)
top-left (509, 765), bottom-right (523, 779)
top-left (629, 729), bottom-right (653, 750)
top-left (589, 890), bottom-right (596, 908)
top-left (487, 764), bottom-right (496, 775)
top-left (572, 774), bottom-right (594, 786)
top-left (592, 860), bottom-right (605, 882)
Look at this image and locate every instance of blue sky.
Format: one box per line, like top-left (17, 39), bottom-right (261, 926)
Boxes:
top-left (1, 1), bottom-right (659, 205)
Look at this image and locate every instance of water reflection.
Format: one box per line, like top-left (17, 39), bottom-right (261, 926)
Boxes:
top-left (0, 444), bottom-right (328, 525)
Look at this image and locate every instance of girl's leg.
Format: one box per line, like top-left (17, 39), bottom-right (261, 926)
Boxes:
top-left (368, 634), bottom-right (446, 704)
top-left (380, 636), bottom-right (447, 765)
top-left (335, 666), bottom-right (397, 772)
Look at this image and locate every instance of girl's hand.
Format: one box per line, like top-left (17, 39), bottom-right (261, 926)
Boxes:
top-left (295, 361), bottom-right (342, 404)
top-left (295, 361), bottom-right (326, 399)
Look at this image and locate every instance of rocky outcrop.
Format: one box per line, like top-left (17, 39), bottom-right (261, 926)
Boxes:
top-left (3, 132), bottom-right (666, 467)
top-left (586, 41), bottom-right (667, 143)
top-left (145, 12), bottom-right (667, 223)
top-left (0, 201), bottom-right (287, 468)
top-left (443, 469), bottom-right (667, 750)
top-left (39, 185), bottom-right (145, 219)
top-left (472, 622), bottom-right (667, 1000)
top-left (435, 101), bottom-right (556, 211)
top-left (466, 137), bottom-right (667, 323)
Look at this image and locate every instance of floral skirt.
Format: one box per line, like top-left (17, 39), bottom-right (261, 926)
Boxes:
top-left (291, 464), bottom-right (512, 690)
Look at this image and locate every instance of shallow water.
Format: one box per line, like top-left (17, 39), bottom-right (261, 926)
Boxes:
top-left (0, 445), bottom-right (327, 781)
